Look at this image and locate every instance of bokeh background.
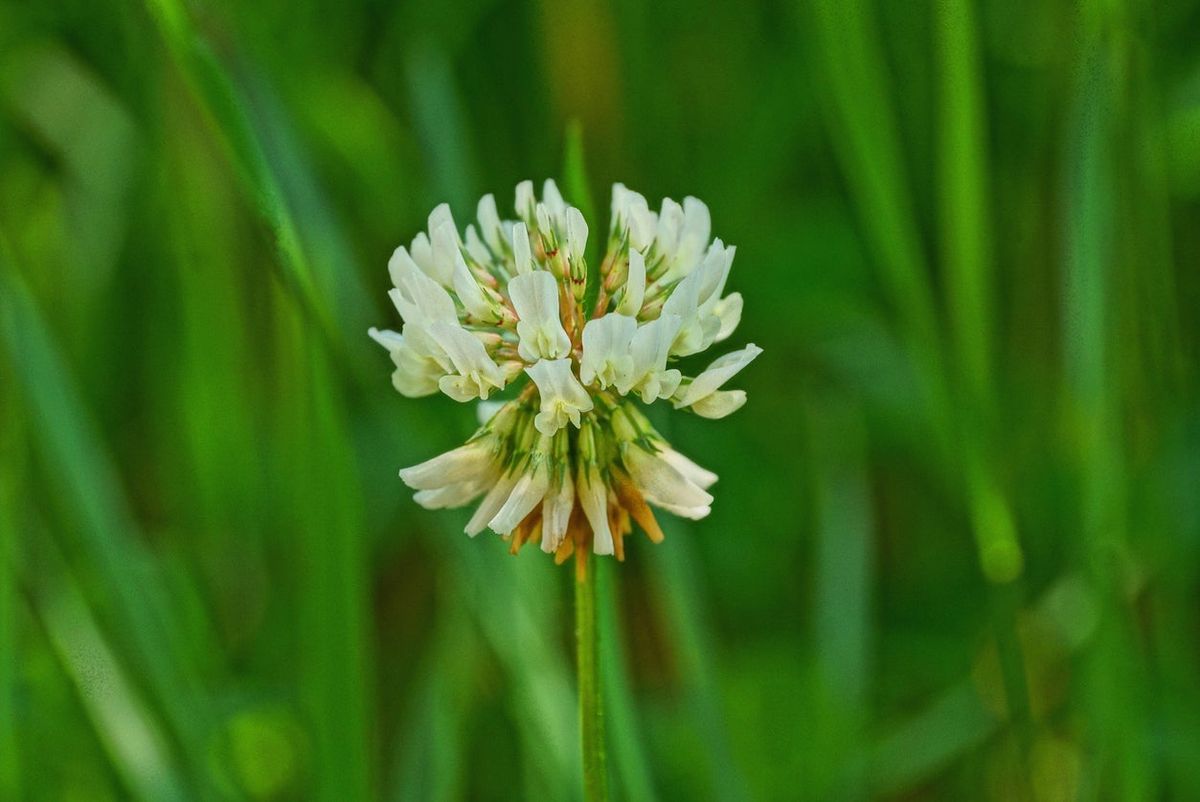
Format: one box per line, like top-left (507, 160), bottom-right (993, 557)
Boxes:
top-left (2, 0), bottom-right (1199, 799)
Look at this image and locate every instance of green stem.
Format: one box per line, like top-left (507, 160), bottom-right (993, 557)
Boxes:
top-left (576, 565), bottom-right (609, 802)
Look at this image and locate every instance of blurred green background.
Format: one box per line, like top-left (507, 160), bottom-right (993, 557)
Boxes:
top-left (2, 0), bottom-right (1199, 799)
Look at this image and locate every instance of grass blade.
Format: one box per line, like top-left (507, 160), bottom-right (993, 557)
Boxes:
top-left (139, 9), bottom-right (384, 791)
top-left (456, 543), bottom-right (580, 798)
top-left (806, 0), bottom-right (939, 357)
top-left (0, 248), bottom-right (221, 797)
top-left (142, 0), bottom-right (363, 346)
top-left (404, 38), bottom-right (479, 209)
top-left (1063, 4), bottom-right (1157, 796)
top-left (26, 532), bottom-right (191, 802)
top-left (388, 611), bottom-right (477, 802)
top-left (651, 538), bottom-right (750, 802)
top-left (0, 373), bottom-right (23, 801)
top-left (596, 561), bottom-right (658, 802)
top-left (934, 0), bottom-right (993, 405)
top-left (273, 304), bottom-right (374, 802)
top-left (809, 397), bottom-right (872, 799)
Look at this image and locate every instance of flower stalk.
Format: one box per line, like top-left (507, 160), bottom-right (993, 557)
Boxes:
top-left (575, 559), bottom-right (609, 802)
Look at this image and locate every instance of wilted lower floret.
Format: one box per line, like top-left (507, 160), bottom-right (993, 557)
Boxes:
top-left (372, 180), bottom-right (761, 574)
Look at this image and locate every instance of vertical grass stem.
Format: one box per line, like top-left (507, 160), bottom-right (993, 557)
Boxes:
top-left (576, 566), bottom-right (609, 802)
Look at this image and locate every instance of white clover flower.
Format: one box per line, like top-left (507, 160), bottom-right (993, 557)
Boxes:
top-left (367, 327), bottom-right (442, 397)
top-left (526, 357), bottom-right (594, 435)
top-left (371, 180), bottom-right (761, 574)
top-left (672, 343), bottom-right (763, 418)
top-left (509, 272), bottom-right (572, 362)
top-left (618, 314), bottom-right (683, 403)
top-left (580, 313), bottom-right (636, 389)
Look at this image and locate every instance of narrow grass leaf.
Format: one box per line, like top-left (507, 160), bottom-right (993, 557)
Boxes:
top-left (934, 0), bottom-right (993, 405)
top-left (805, 0), bottom-right (939, 357)
top-left (596, 560), bottom-right (659, 802)
top-left (0, 376), bottom-right (23, 800)
top-left (0, 256), bottom-right (220, 797)
top-left (1064, 6), bottom-right (1157, 796)
top-left (388, 614), bottom-right (476, 802)
top-left (651, 538), bottom-right (750, 802)
top-left (143, 0), bottom-right (337, 340)
top-left (273, 303), bottom-right (374, 802)
top-left (809, 397), bottom-right (872, 799)
top-left (27, 534), bottom-right (191, 802)
top-left (455, 542), bottom-right (580, 797)
top-left (405, 39), bottom-right (479, 209)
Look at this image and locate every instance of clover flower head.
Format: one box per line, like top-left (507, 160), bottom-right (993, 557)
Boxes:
top-left (371, 180), bottom-right (761, 575)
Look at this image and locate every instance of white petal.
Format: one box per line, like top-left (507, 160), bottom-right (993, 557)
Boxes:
top-left (660, 369), bottom-right (683, 398)
top-left (438, 375), bottom-right (480, 402)
top-left (400, 439), bottom-right (494, 490)
top-left (673, 343), bottom-right (762, 408)
top-left (650, 501), bottom-right (711, 520)
top-left (542, 179), bottom-right (566, 217)
top-left (370, 327), bottom-right (443, 397)
top-left (508, 269), bottom-right (557, 322)
top-left (580, 313), bottom-right (636, 388)
top-left (713, 292), bottom-right (743, 342)
top-left (638, 368), bottom-right (681, 404)
top-left (489, 457), bottom-right (550, 534)
top-left (465, 472), bottom-right (520, 536)
top-left (387, 245), bottom-right (419, 290)
top-left (515, 180), bottom-right (535, 219)
top-left (661, 270), bottom-right (707, 356)
top-left (526, 358), bottom-right (594, 435)
top-left (615, 249), bottom-right (646, 317)
top-left (524, 358), bottom-right (576, 398)
top-left (609, 183), bottom-right (630, 232)
top-left (630, 315), bottom-right (677, 378)
top-left (386, 287), bottom-right (439, 333)
top-left (508, 271), bottom-right (559, 324)
top-left (510, 272), bottom-right (571, 361)
top-left (394, 325), bottom-right (447, 370)
top-left (690, 389), bottom-right (747, 419)
top-left (414, 479), bottom-right (489, 510)
top-left (427, 322), bottom-right (506, 400)
top-left (426, 322), bottom-right (489, 374)
top-left (566, 207), bottom-right (588, 261)
top-left (368, 327), bottom-right (404, 351)
top-left (534, 404), bottom-right (575, 437)
top-left (464, 225), bottom-right (491, 266)
top-left (428, 203), bottom-right (456, 242)
top-left (477, 193), bottom-right (503, 251)
top-left (618, 314), bottom-right (682, 399)
top-left (659, 448), bottom-right (719, 490)
top-left (623, 445), bottom-right (713, 511)
top-left (676, 196), bottom-right (711, 272)
top-left (696, 241), bottom-right (733, 306)
top-left (387, 247), bottom-right (458, 325)
top-left (409, 232), bottom-right (435, 276)
top-left (535, 203), bottom-right (554, 236)
top-left (428, 220), bottom-right (459, 286)
top-left (577, 466), bottom-right (613, 556)
top-left (512, 221), bottom-right (533, 276)
top-left (452, 251), bottom-right (493, 321)
top-left (656, 198), bottom-right (684, 256)
top-left (662, 269), bottom-right (702, 320)
top-left (611, 184), bottom-right (656, 251)
top-left (629, 202), bottom-right (656, 252)
top-left (541, 466), bottom-right (575, 552)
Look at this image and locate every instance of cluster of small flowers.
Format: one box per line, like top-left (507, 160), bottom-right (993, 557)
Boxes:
top-left (371, 180), bottom-right (760, 573)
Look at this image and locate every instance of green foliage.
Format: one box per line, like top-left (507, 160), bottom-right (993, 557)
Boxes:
top-left (2, 0), bottom-right (1199, 799)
